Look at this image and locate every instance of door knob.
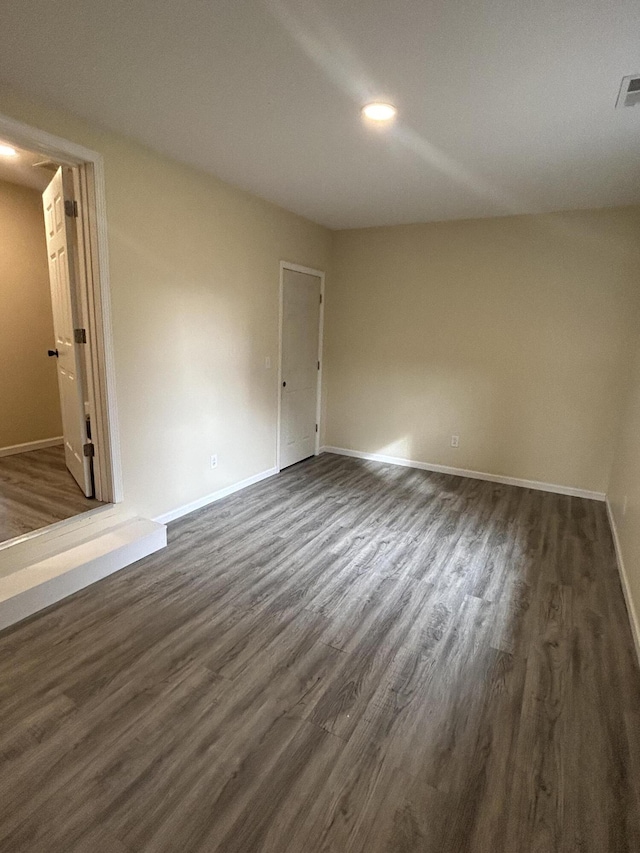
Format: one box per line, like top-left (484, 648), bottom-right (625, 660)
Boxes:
top-left (48, 349), bottom-right (59, 358)
top-left (282, 381), bottom-right (286, 387)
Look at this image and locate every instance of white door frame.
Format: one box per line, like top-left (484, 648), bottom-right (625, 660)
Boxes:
top-left (277, 261), bottom-right (325, 472)
top-left (0, 112), bottom-right (123, 505)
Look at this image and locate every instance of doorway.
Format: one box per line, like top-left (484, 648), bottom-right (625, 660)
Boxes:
top-left (0, 114), bottom-right (121, 545)
top-left (277, 262), bottom-right (324, 470)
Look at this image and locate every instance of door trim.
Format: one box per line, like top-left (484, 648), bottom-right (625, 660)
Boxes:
top-left (277, 261), bottom-right (325, 472)
top-left (0, 112), bottom-right (123, 506)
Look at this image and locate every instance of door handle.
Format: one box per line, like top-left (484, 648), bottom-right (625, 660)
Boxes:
top-left (48, 349), bottom-right (59, 358)
top-left (282, 381), bottom-right (286, 387)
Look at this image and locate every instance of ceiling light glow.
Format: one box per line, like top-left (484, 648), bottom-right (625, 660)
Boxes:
top-left (362, 102), bottom-right (397, 122)
top-left (0, 144), bottom-right (17, 157)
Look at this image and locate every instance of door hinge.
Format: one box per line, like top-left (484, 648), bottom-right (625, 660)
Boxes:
top-left (83, 442), bottom-right (95, 458)
top-left (319, 293), bottom-right (323, 304)
top-left (64, 199), bottom-right (78, 218)
top-left (74, 328), bottom-right (87, 344)
top-left (317, 360), bottom-right (320, 370)
top-left (315, 424), bottom-right (318, 433)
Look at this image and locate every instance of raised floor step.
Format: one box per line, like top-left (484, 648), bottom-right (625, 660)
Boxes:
top-left (0, 517), bottom-right (166, 632)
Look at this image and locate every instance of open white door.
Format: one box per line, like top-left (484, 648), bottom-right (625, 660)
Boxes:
top-left (279, 268), bottom-right (322, 469)
top-left (43, 167), bottom-right (93, 497)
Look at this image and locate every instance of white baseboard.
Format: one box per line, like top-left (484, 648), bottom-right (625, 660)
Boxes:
top-left (0, 436), bottom-right (63, 458)
top-left (320, 446), bottom-right (605, 502)
top-left (154, 467), bottom-right (279, 524)
top-left (606, 498), bottom-right (640, 666)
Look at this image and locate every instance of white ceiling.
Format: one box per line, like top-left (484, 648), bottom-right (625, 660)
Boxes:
top-left (0, 0), bottom-right (638, 229)
top-left (0, 145), bottom-right (54, 192)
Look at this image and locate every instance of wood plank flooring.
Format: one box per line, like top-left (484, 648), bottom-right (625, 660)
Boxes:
top-left (0, 446), bottom-right (102, 543)
top-left (1, 452), bottom-right (639, 852)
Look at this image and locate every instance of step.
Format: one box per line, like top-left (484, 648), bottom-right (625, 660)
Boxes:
top-left (0, 504), bottom-right (126, 578)
top-left (0, 517), bottom-right (167, 632)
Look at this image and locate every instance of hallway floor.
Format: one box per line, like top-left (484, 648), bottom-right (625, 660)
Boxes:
top-left (0, 445), bottom-right (102, 543)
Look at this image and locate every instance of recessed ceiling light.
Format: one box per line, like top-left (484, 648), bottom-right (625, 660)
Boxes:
top-left (362, 102), bottom-right (397, 122)
top-left (0, 144), bottom-right (17, 157)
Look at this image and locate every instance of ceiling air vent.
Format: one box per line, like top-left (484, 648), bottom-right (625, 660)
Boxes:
top-left (616, 74), bottom-right (640, 108)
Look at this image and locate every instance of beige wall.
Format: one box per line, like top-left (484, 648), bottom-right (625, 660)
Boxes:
top-left (325, 209), bottom-right (640, 494)
top-left (0, 178), bottom-right (62, 448)
top-left (608, 317), bottom-right (640, 647)
top-left (0, 88), bottom-right (637, 526)
top-left (0, 89), bottom-right (332, 518)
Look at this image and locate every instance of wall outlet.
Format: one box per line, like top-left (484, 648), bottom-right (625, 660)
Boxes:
top-left (210, 454), bottom-right (218, 469)
top-left (451, 435), bottom-right (459, 448)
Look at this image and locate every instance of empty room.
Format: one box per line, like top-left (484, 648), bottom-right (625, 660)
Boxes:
top-left (0, 1), bottom-right (639, 851)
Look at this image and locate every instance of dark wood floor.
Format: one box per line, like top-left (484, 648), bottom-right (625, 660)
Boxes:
top-left (0, 445), bottom-right (102, 543)
top-left (1, 453), bottom-right (639, 852)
